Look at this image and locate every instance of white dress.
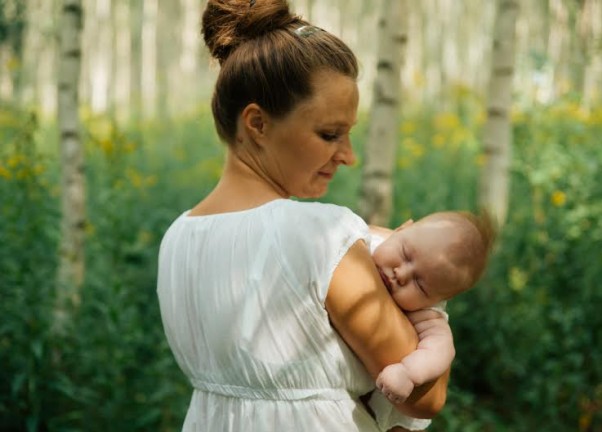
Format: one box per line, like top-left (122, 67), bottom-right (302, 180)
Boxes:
top-left (158, 199), bottom-right (383, 431)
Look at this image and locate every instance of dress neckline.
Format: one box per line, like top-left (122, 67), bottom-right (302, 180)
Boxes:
top-left (183, 198), bottom-right (288, 220)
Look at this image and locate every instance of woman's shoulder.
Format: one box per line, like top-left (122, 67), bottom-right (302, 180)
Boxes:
top-left (271, 200), bottom-right (369, 255)
top-left (275, 199), bottom-right (365, 225)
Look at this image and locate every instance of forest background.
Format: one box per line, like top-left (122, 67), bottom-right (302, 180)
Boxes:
top-left (1, 0), bottom-right (601, 431)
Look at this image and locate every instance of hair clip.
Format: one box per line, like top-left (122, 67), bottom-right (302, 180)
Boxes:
top-left (294, 25), bottom-right (322, 38)
top-left (249, 0), bottom-right (256, 6)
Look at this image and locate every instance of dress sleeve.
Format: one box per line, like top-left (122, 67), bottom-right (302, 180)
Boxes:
top-left (368, 391), bottom-right (432, 431)
top-left (273, 202), bottom-right (370, 305)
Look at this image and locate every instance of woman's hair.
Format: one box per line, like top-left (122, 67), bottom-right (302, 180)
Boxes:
top-left (201, 0), bottom-right (359, 144)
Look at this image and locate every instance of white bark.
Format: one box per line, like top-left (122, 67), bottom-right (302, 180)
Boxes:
top-left (56, 0), bottom-right (85, 330)
top-left (479, 0), bottom-right (519, 226)
top-left (112, 0), bottom-right (131, 121)
top-left (141, 0), bottom-right (158, 119)
top-left (129, 0), bottom-right (143, 121)
top-left (358, 0), bottom-right (407, 226)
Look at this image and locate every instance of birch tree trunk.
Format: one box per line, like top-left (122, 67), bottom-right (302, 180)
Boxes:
top-left (358, 0), bottom-right (407, 226)
top-left (129, 0), bottom-right (143, 122)
top-left (56, 0), bottom-right (85, 331)
top-left (479, 0), bottom-right (519, 226)
top-left (141, 0), bottom-right (157, 119)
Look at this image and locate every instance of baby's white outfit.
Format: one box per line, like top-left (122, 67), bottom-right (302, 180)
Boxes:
top-left (157, 200), bottom-right (430, 431)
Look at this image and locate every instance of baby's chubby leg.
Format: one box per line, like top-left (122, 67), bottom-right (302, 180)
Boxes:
top-left (375, 362), bottom-right (415, 404)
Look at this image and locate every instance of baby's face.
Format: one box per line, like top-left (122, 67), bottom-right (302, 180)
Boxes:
top-left (372, 219), bottom-right (468, 311)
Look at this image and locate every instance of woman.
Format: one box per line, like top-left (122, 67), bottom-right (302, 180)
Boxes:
top-left (157, 1), bottom-right (449, 431)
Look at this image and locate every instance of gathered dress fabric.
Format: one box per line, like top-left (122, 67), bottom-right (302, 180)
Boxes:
top-left (157, 199), bottom-right (389, 431)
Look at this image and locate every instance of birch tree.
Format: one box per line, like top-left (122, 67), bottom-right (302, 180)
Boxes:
top-left (56, 0), bottom-right (85, 331)
top-left (479, 0), bottom-right (519, 226)
top-left (358, 0), bottom-right (407, 226)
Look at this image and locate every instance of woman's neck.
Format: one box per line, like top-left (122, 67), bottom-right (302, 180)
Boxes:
top-left (189, 150), bottom-right (288, 216)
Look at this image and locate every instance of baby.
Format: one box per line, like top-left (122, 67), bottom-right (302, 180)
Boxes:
top-left (369, 211), bottom-right (495, 404)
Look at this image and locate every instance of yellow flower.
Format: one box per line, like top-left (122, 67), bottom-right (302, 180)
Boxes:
top-left (126, 168), bottom-right (144, 188)
top-left (451, 129), bottom-right (469, 145)
top-left (474, 110), bottom-right (487, 126)
top-left (558, 79), bottom-right (572, 94)
top-left (15, 169), bottom-right (30, 180)
top-left (551, 190), bottom-right (566, 207)
top-left (401, 137), bottom-right (424, 158)
top-left (587, 107), bottom-right (602, 125)
top-left (0, 164), bottom-right (11, 180)
top-left (0, 109), bottom-right (20, 127)
top-left (434, 113), bottom-right (460, 131)
top-left (145, 175), bottom-right (158, 187)
top-left (400, 120), bottom-right (416, 135)
top-left (137, 230), bottom-right (153, 246)
top-left (511, 109), bottom-right (526, 124)
top-left (397, 156), bottom-right (412, 169)
top-left (7, 153), bottom-right (26, 168)
top-left (475, 154), bottom-right (487, 167)
top-left (85, 222), bottom-right (96, 236)
top-left (509, 267), bottom-right (528, 292)
top-left (33, 163), bottom-right (45, 175)
top-left (412, 71), bottom-right (425, 87)
top-left (123, 141), bottom-right (137, 154)
top-left (432, 134), bottom-right (446, 148)
top-left (88, 117), bottom-right (114, 141)
top-left (6, 56), bottom-right (20, 71)
top-left (199, 158), bottom-right (223, 180)
top-left (98, 139), bottom-right (116, 156)
top-left (565, 102), bottom-right (588, 122)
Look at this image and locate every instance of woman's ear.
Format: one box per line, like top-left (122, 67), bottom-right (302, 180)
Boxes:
top-left (241, 103), bottom-right (267, 146)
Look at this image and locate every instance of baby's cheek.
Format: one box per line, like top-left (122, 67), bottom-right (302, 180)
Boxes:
top-left (391, 287), bottom-right (406, 307)
top-left (373, 242), bottom-right (398, 262)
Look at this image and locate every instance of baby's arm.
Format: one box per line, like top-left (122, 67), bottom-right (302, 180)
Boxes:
top-left (376, 309), bottom-right (455, 404)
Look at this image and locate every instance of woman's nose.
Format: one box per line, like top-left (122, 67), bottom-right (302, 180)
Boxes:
top-left (334, 137), bottom-right (356, 166)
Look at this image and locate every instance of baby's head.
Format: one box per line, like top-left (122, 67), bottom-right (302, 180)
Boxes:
top-left (373, 211), bottom-right (496, 311)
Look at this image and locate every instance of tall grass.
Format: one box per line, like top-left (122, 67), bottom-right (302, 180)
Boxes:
top-left (1, 97), bottom-right (601, 431)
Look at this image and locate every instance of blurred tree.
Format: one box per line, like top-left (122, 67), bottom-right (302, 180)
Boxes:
top-left (56, 0), bottom-right (85, 332)
top-left (141, 0), bottom-right (158, 119)
top-left (130, 0), bottom-right (143, 122)
top-left (0, 0), bottom-right (27, 103)
top-left (479, 0), bottom-right (519, 226)
top-left (580, 0), bottom-right (602, 106)
top-left (358, 0), bottom-right (407, 226)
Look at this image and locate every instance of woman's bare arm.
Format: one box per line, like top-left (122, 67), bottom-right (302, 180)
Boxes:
top-left (325, 240), bottom-right (448, 418)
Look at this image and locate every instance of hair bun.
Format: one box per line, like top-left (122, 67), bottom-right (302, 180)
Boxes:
top-left (202, 0), bottom-right (300, 64)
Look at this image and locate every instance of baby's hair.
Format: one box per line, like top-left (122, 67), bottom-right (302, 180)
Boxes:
top-left (456, 209), bottom-right (497, 284)
top-left (423, 210), bottom-right (497, 289)
top-left (201, 0), bottom-right (358, 144)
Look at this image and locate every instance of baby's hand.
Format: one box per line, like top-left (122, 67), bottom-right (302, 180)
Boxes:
top-left (375, 362), bottom-right (415, 404)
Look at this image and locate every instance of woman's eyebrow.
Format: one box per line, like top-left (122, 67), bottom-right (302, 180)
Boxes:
top-left (319, 119), bottom-right (358, 128)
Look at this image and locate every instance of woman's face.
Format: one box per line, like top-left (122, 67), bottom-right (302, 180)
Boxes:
top-left (260, 69), bottom-right (359, 199)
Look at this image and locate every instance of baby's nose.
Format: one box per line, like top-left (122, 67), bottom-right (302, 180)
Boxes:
top-left (393, 266), bottom-right (410, 286)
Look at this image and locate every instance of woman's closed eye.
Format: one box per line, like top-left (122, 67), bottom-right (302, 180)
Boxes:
top-left (319, 131), bottom-right (340, 142)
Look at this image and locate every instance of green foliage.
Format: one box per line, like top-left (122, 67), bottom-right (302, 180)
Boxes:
top-left (430, 101), bottom-right (602, 432)
top-left (0, 105), bottom-right (59, 431)
top-left (1, 98), bottom-right (601, 431)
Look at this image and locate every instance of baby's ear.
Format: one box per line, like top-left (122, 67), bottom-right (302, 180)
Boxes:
top-left (394, 219), bottom-right (414, 232)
